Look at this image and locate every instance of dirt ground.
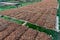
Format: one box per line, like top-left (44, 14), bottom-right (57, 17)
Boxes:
top-left (0, 0), bottom-right (58, 40)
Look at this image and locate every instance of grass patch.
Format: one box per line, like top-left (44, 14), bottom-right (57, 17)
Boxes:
top-left (0, 0), bottom-right (41, 11)
top-left (0, 6), bottom-right (16, 11)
